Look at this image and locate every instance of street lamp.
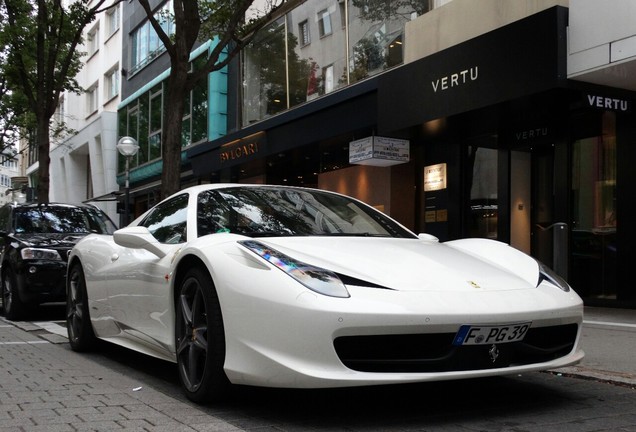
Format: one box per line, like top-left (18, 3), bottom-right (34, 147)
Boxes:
top-left (117, 136), bottom-right (139, 225)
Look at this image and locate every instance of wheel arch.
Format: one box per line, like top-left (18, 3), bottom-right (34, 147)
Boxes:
top-left (172, 254), bottom-right (211, 306)
top-left (67, 255), bottom-right (82, 273)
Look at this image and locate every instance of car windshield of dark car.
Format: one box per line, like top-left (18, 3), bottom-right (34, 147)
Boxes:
top-left (197, 187), bottom-right (416, 238)
top-left (14, 207), bottom-right (117, 235)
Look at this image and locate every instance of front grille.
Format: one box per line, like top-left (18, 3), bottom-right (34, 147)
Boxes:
top-left (333, 324), bottom-right (578, 373)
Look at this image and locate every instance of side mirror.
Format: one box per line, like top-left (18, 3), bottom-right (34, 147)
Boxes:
top-left (114, 226), bottom-right (167, 258)
top-left (418, 233), bottom-right (439, 242)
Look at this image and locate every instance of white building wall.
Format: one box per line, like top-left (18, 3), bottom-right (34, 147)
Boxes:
top-left (567, 0), bottom-right (636, 91)
top-left (404, 0), bottom-right (568, 63)
top-left (0, 151), bottom-right (20, 205)
top-left (50, 0), bottom-right (122, 221)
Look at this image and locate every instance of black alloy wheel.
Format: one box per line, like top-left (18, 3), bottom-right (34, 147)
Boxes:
top-left (66, 263), bottom-right (97, 351)
top-left (2, 269), bottom-right (25, 321)
top-left (176, 267), bottom-right (229, 403)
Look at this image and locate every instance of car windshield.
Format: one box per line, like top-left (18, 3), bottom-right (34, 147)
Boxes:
top-left (197, 187), bottom-right (416, 238)
top-left (14, 206), bottom-right (117, 235)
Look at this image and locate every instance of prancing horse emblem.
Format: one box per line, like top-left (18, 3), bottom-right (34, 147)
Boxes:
top-left (488, 344), bottom-right (500, 363)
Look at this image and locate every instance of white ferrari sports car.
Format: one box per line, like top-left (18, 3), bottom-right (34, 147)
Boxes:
top-left (67, 184), bottom-right (584, 402)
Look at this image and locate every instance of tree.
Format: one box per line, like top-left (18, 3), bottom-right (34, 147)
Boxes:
top-left (137, 0), bottom-right (298, 200)
top-left (0, 6), bottom-right (26, 160)
top-left (0, 0), bottom-right (122, 203)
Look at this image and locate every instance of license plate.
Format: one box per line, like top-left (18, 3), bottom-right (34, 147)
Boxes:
top-left (453, 322), bottom-right (531, 346)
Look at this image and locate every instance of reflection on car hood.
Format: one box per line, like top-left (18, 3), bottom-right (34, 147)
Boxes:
top-left (257, 237), bottom-right (538, 292)
top-left (14, 233), bottom-right (88, 248)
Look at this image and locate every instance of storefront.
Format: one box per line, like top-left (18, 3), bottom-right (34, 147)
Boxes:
top-left (187, 7), bottom-right (635, 307)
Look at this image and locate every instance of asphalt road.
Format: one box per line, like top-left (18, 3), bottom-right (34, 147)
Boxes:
top-left (1, 304), bottom-right (635, 431)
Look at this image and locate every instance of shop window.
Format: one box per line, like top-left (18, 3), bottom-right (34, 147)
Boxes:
top-left (138, 93), bottom-right (150, 164)
top-left (240, 1), bottom-right (432, 126)
top-left (468, 147), bottom-right (498, 239)
top-left (571, 111), bottom-right (617, 299)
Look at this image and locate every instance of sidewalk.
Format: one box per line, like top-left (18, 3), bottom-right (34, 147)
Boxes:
top-left (0, 319), bottom-right (240, 431)
top-left (551, 306), bottom-right (636, 387)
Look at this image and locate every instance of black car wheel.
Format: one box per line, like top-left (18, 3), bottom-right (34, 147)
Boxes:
top-left (67, 263), bottom-right (97, 351)
top-left (2, 268), bottom-right (25, 321)
top-left (176, 267), bottom-right (229, 403)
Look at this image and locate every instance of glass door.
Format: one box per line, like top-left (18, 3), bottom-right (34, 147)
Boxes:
top-left (531, 145), bottom-right (559, 272)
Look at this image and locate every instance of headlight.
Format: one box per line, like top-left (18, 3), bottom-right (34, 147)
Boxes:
top-left (537, 261), bottom-right (570, 292)
top-left (239, 240), bottom-right (350, 298)
top-left (21, 248), bottom-right (62, 261)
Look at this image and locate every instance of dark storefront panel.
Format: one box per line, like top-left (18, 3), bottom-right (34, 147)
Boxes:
top-left (378, 7), bottom-right (568, 133)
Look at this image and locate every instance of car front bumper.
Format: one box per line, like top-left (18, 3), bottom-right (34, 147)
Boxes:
top-left (16, 260), bottom-right (67, 304)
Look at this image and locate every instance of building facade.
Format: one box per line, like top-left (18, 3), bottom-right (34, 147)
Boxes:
top-left (0, 148), bottom-right (20, 205)
top-left (48, 0), bottom-right (123, 221)
top-left (120, 0), bottom-right (635, 307)
top-left (117, 0), bottom-right (228, 225)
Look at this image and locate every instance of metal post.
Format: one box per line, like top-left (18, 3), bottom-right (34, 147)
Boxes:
top-left (552, 222), bottom-right (568, 281)
top-left (124, 156), bottom-right (130, 225)
top-left (117, 136), bottom-right (139, 227)
top-left (536, 222), bottom-right (569, 280)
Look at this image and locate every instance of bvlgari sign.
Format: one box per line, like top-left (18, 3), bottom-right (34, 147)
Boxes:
top-left (219, 132), bottom-right (265, 165)
top-left (349, 136), bottom-right (410, 167)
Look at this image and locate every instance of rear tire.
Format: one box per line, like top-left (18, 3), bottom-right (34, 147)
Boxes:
top-left (66, 263), bottom-right (97, 351)
top-left (2, 268), bottom-right (25, 321)
top-left (176, 267), bottom-right (229, 403)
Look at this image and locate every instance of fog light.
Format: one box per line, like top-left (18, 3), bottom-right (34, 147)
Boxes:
top-left (29, 266), bottom-right (37, 274)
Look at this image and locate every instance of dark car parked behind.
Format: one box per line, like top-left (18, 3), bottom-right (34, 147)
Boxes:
top-left (0, 202), bottom-right (117, 320)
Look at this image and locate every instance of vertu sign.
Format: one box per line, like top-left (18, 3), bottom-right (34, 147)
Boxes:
top-left (431, 66), bottom-right (479, 93)
top-left (586, 95), bottom-right (630, 112)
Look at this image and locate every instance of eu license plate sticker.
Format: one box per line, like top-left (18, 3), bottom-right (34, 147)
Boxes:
top-left (453, 322), bottom-right (531, 346)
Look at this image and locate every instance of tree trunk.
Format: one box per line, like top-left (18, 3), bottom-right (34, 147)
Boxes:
top-left (36, 109), bottom-right (51, 203)
top-left (160, 63), bottom-right (190, 200)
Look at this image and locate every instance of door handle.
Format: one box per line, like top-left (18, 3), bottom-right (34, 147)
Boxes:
top-left (535, 222), bottom-right (568, 231)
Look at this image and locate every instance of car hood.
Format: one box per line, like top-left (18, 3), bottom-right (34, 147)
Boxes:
top-left (254, 236), bottom-right (540, 292)
top-left (13, 233), bottom-right (88, 248)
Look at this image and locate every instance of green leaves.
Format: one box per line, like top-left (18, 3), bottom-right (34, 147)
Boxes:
top-left (0, 0), bottom-right (119, 202)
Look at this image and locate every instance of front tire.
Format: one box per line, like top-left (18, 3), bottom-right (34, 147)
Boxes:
top-left (176, 267), bottom-right (229, 403)
top-left (2, 268), bottom-right (25, 321)
top-left (67, 263), bottom-right (97, 351)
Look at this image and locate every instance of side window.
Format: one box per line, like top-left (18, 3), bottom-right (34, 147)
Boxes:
top-left (139, 194), bottom-right (189, 244)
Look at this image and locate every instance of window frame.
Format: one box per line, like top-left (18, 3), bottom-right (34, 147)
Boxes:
top-left (106, 4), bottom-right (120, 38)
top-left (87, 24), bottom-right (100, 56)
top-left (317, 9), bottom-right (332, 38)
top-left (86, 83), bottom-right (99, 115)
top-left (299, 19), bottom-right (310, 46)
top-left (104, 66), bottom-right (120, 102)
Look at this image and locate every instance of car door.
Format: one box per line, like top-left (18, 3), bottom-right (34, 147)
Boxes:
top-left (106, 193), bottom-right (190, 353)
